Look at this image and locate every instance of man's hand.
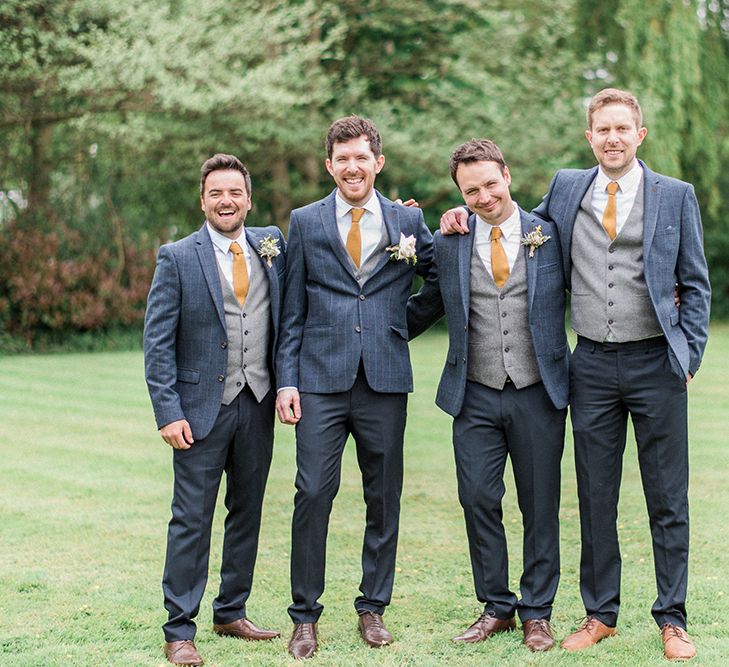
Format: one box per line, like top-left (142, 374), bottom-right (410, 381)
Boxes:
top-left (440, 207), bottom-right (469, 235)
top-left (395, 198), bottom-right (420, 208)
top-left (276, 388), bottom-right (302, 425)
top-left (159, 419), bottom-right (194, 449)
top-left (687, 372), bottom-right (693, 386)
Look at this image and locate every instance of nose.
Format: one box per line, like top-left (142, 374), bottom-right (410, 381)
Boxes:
top-left (606, 129), bottom-right (620, 144)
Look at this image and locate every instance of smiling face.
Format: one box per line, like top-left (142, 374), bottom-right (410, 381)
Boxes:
top-left (325, 135), bottom-right (385, 206)
top-left (200, 169), bottom-right (251, 238)
top-left (455, 160), bottom-right (515, 226)
top-left (586, 102), bottom-right (647, 180)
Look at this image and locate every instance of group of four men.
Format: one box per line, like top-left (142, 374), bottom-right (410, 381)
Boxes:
top-left (143, 87), bottom-right (711, 666)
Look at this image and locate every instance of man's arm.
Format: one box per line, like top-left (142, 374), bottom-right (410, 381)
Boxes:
top-left (275, 211), bottom-right (307, 424)
top-left (407, 238), bottom-right (445, 339)
top-left (439, 205), bottom-right (470, 235)
top-left (143, 246), bottom-right (194, 448)
top-left (675, 184), bottom-right (711, 378)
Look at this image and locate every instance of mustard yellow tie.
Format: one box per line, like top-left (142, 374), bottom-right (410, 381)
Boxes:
top-left (346, 208), bottom-right (365, 267)
top-left (602, 181), bottom-right (619, 240)
top-left (490, 226), bottom-right (509, 289)
top-left (229, 241), bottom-right (249, 307)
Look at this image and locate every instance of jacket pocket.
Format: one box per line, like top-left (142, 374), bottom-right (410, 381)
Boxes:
top-left (177, 367), bottom-right (200, 384)
top-left (390, 325), bottom-right (408, 340)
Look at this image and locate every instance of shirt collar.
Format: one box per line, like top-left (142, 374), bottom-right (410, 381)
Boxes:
top-left (335, 189), bottom-right (379, 218)
top-left (477, 201), bottom-right (520, 240)
top-left (206, 220), bottom-right (246, 254)
top-left (596, 159), bottom-right (642, 194)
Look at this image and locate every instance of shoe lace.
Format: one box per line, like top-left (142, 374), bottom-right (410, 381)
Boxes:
top-left (169, 640), bottom-right (195, 657)
top-left (576, 616), bottom-right (600, 633)
top-left (661, 624), bottom-right (689, 642)
top-left (362, 611), bottom-right (385, 629)
top-left (295, 624), bottom-right (315, 640)
top-left (529, 619), bottom-right (551, 633)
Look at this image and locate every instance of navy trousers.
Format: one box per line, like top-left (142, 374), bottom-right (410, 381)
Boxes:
top-left (453, 380), bottom-right (566, 622)
top-left (288, 368), bottom-right (407, 623)
top-left (571, 336), bottom-right (689, 629)
top-left (162, 387), bottom-right (275, 641)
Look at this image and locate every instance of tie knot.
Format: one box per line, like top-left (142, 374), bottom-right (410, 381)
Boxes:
top-left (230, 241), bottom-right (244, 255)
top-left (350, 208), bottom-right (366, 224)
top-left (606, 181), bottom-right (619, 196)
top-left (491, 226), bottom-right (503, 241)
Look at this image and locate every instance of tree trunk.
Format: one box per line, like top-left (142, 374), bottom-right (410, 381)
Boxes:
top-left (26, 120), bottom-right (53, 218)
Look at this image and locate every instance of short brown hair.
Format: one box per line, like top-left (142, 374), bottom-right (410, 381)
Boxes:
top-left (200, 153), bottom-right (252, 196)
top-left (325, 116), bottom-right (382, 159)
top-left (587, 88), bottom-right (643, 130)
top-left (449, 139), bottom-right (507, 187)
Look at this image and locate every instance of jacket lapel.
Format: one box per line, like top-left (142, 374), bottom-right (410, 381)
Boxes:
top-left (319, 190), bottom-right (357, 276)
top-left (458, 214), bottom-right (477, 321)
top-left (194, 224), bottom-right (226, 330)
top-left (369, 192), bottom-right (401, 277)
top-left (640, 161), bottom-right (660, 258)
top-left (520, 209), bottom-right (539, 313)
top-left (246, 226), bottom-right (281, 334)
top-left (562, 167), bottom-right (598, 258)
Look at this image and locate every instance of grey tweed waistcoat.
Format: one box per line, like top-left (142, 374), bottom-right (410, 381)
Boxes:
top-left (217, 246), bottom-right (272, 404)
top-left (571, 178), bottom-right (662, 342)
top-left (466, 239), bottom-right (540, 390)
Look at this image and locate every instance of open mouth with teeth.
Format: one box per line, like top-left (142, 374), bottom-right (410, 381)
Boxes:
top-left (216, 208), bottom-right (238, 218)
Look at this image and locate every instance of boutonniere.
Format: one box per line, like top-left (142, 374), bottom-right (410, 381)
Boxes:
top-left (257, 235), bottom-right (281, 268)
top-left (385, 233), bottom-right (418, 265)
top-left (520, 225), bottom-right (551, 258)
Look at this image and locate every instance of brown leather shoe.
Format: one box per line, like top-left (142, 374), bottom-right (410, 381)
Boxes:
top-left (452, 612), bottom-right (516, 643)
top-left (213, 617), bottom-right (280, 640)
top-left (288, 623), bottom-right (318, 660)
top-left (522, 618), bottom-right (555, 651)
top-left (164, 640), bottom-right (203, 666)
top-left (358, 611), bottom-right (394, 647)
top-left (661, 624), bottom-right (696, 661)
top-left (560, 616), bottom-right (616, 651)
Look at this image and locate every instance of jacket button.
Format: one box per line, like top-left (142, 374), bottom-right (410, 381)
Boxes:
top-left (221, 341), bottom-right (228, 349)
top-left (608, 319), bottom-right (614, 325)
top-left (355, 326), bottom-right (361, 333)
top-left (503, 330), bottom-right (509, 335)
top-left (608, 264), bottom-right (614, 270)
top-left (504, 347), bottom-right (510, 353)
top-left (608, 301), bottom-right (614, 307)
top-left (462, 357), bottom-right (466, 364)
top-left (359, 294), bottom-right (365, 301)
top-left (217, 375), bottom-right (224, 382)
top-left (501, 312), bottom-right (507, 318)
top-left (608, 283), bottom-right (614, 288)
top-left (609, 248), bottom-right (615, 253)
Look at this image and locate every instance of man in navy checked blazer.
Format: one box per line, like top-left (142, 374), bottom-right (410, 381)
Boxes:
top-left (144, 154), bottom-right (285, 666)
top-left (276, 116), bottom-right (433, 659)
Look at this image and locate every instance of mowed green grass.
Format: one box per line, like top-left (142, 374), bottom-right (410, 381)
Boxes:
top-left (1, 327), bottom-right (728, 666)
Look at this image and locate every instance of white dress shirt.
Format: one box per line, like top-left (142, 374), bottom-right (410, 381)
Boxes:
top-left (473, 202), bottom-right (521, 278)
top-left (335, 190), bottom-right (384, 265)
top-left (206, 221), bottom-right (250, 289)
top-left (591, 160), bottom-right (643, 236)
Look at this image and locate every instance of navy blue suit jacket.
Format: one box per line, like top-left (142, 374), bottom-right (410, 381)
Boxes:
top-left (533, 161), bottom-right (711, 379)
top-left (407, 208), bottom-right (569, 416)
top-left (144, 224), bottom-right (286, 439)
top-left (276, 189), bottom-right (433, 394)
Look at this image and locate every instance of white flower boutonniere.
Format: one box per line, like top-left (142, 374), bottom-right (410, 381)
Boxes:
top-left (521, 225), bottom-right (551, 258)
top-left (385, 233), bottom-right (418, 265)
top-left (257, 235), bottom-right (281, 268)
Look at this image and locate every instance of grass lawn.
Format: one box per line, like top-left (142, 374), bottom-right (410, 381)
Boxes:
top-left (1, 326), bottom-right (728, 666)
